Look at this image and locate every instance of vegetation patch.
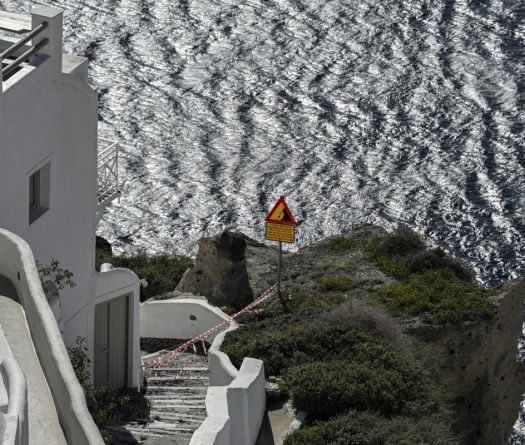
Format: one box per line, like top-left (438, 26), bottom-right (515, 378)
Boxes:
top-left (222, 318), bottom-right (378, 376)
top-left (325, 236), bottom-right (358, 253)
top-left (287, 291), bottom-right (344, 312)
top-left (96, 249), bottom-right (193, 302)
top-left (364, 227), bottom-right (494, 324)
top-left (364, 227), bottom-right (473, 282)
top-left (283, 410), bottom-right (455, 445)
top-left (317, 276), bottom-right (364, 292)
top-left (286, 354), bottom-right (441, 419)
top-left (373, 268), bottom-right (496, 324)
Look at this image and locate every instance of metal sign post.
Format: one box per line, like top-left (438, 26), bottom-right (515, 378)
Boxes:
top-left (277, 241), bottom-right (282, 298)
top-left (265, 196), bottom-right (297, 307)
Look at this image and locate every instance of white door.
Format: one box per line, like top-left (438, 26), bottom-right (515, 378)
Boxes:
top-left (94, 295), bottom-right (129, 389)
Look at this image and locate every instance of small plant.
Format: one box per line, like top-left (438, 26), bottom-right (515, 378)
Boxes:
top-left (221, 305), bottom-right (237, 316)
top-left (37, 258), bottom-right (76, 290)
top-left (66, 336), bottom-right (92, 397)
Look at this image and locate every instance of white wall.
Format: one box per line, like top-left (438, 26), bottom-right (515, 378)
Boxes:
top-left (0, 7), bottom-right (98, 355)
top-left (227, 359), bottom-right (266, 445)
top-left (190, 330), bottom-right (266, 445)
top-left (208, 327), bottom-right (239, 387)
top-left (189, 387), bottom-right (230, 445)
top-left (0, 229), bottom-right (103, 444)
top-left (140, 298), bottom-right (230, 341)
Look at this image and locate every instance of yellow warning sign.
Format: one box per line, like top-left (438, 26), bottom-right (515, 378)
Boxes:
top-left (265, 222), bottom-right (296, 244)
top-left (265, 196), bottom-right (297, 226)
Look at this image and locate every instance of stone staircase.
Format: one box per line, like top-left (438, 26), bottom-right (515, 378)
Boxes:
top-left (106, 352), bottom-right (209, 445)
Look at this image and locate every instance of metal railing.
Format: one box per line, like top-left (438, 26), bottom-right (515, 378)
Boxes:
top-left (0, 357), bottom-right (28, 445)
top-left (97, 138), bottom-right (120, 209)
top-left (0, 21), bottom-right (48, 81)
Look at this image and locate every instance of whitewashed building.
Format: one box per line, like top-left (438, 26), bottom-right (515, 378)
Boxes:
top-left (0, 6), bottom-right (140, 391)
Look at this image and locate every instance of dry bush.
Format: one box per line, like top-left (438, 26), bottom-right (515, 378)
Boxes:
top-left (321, 299), bottom-right (412, 355)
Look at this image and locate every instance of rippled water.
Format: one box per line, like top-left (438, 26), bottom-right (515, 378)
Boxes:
top-left (3, 0), bottom-right (525, 435)
top-left (4, 0), bottom-right (523, 288)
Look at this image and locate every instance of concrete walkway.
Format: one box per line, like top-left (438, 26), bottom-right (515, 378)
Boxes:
top-left (0, 275), bottom-right (67, 445)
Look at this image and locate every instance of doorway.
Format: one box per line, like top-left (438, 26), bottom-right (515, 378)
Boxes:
top-left (94, 294), bottom-right (129, 389)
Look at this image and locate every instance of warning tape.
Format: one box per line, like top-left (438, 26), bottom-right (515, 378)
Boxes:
top-left (146, 283), bottom-right (279, 372)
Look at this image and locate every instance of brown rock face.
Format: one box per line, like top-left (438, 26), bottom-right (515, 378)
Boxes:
top-left (410, 279), bottom-right (525, 445)
top-left (176, 231), bottom-right (260, 308)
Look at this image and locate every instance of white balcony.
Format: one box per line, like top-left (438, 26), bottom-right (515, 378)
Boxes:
top-left (97, 137), bottom-right (120, 220)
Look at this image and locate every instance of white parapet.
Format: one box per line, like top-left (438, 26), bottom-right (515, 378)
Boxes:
top-left (190, 327), bottom-right (266, 445)
top-left (0, 229), bottom-right (103, 445)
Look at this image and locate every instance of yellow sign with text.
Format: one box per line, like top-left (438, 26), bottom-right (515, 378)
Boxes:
top-left (265, 222), bottom-right (295, 244)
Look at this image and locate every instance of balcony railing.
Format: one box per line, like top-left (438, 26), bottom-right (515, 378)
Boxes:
top-left (97, 138), bottom-right (120, 213)
top-left (0, 18), bottom-right (48, 82)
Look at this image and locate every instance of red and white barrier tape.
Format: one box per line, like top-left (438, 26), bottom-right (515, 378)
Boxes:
top-left (147, 283), bottom-right (279, 371)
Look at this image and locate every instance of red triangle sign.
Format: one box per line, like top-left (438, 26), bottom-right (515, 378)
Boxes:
top-left (265, 196), bottom-right (297, 226)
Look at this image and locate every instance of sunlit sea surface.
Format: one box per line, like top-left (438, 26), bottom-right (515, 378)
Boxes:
top-left (3, 0), bottom-right (525, 438)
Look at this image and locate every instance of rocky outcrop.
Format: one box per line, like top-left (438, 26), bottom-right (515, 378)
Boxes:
top-left (176, 232), bottom-right (259, 308)
top-left (409, 278), bottom-right (525, 445)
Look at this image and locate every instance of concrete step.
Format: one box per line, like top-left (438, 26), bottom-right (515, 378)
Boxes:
top-left (147, 375), bottom-right (209, 387)
top-left (109, 420), bottom-right (197, 436)
top-left (149, 411), bottom-right (206, 424)
top-left (145, 385), bottom-right (208, 396)
top-left (150, 368), bottom-right (209, 378)
top-left (148, 397), bottom-right (205, 408)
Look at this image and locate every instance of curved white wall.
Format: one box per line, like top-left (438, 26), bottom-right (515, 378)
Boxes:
top-left (140, 298), bottom-right (230, 341)
top-left (0, 229), bottom-right (103, 445)
top-left (191, 328), bottom-right (266, 445)
top-left (208, 327), bottom-right (239, 386)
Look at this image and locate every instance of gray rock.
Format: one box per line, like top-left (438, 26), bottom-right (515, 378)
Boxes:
top-left (176, 231), bottom-right (257, 308)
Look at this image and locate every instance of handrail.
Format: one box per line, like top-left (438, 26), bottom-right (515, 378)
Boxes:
top-left (0, 21), bottom-right (46, 60)
top-left (0, 358), bottom-right (26, 418)
top-left (97, 147), bottom-right (117, 165)
top-left (0, 357), bottom-right (28, 444)
top-left (97, 138), bottom-right (119, 207)
top-left (2, 38), bottom-right (48, 78)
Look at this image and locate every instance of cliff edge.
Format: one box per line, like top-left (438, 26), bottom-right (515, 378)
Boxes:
top-left (178, 226), bottom-right (525, 444)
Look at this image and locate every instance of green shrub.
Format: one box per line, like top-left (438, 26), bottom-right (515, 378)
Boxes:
top-left (221, 318), bottom-right (378, 376)
top-left (404, 248), bottom-right (474, 282)
top-left (67, 336), bottom-right (92, 397)
top-left (373, 269), bottom-right (495, 324)
top-left (368, 227), bottom-right (426, 257)
top-left (91, 387), bottom-right (131, 426)
top-left (317, 276), bottom-right (363, 292)
top-left (286, 353), bottom-right (440, 419)
top-left (283, 411), bottom-right (456, 445)
top-left (365, 228), bottom-right (474, 283)
top-left (96, 249), bottom-right (193, 301)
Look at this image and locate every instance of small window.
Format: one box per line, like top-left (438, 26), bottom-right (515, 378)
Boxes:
top-left (29, 163), bottom-right (50, 224)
